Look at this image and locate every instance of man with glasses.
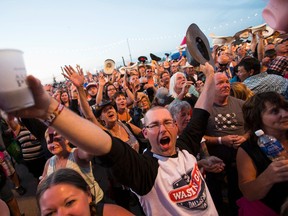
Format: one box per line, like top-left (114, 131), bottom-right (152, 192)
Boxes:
top-left (9, 63), bottom-right (218, 215)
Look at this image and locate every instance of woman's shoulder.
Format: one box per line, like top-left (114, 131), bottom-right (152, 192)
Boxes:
top-left (240, 137), bottom-right (271, 172)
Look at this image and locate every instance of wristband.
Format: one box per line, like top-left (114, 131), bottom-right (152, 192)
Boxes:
top-left (218, 137), bottom-right (222, 145)
top-left (44, 103), bottom-right (64, 126)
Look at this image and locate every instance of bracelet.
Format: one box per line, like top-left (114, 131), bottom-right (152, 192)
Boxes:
top-left (43, 103), bottom-right (64, 126)
top-left (218, 137), bottom-right (222, 145)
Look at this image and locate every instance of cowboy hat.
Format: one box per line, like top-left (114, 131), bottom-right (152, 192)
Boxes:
top-left (186, 23), bottom-right (215, 67)
top-left (233, 28), bottom-right (251, 40)
top-left (209, 33), bottom-right (234, 46)
top-left (150, 53), bottom-right (162, 62)
top-left (138, 56), bottom-right (148, 63)
top-left (181, 62), bottom-right (194, 69)
top-left (94, 100), bottom-right (115, 118)
top-left (249, 23), bottom-right (267, 34)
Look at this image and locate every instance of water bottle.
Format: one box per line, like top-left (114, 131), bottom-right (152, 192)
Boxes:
top-left (255, 129), bottom-right (287, 161)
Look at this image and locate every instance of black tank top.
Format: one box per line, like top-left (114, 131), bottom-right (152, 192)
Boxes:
top-left (241, 138), bottom-right (288, 213)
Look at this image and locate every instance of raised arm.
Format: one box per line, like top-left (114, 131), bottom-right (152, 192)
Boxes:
top-left (194, 62), bottom-right (215, 113)
top-left (8, 76), bottom-right (112, 156)
top-left (96, 76), bottom-right (107, 105)
top-left (122, 77), bottom-right (135, 106)
top-left (62, 65), bottom-right (104, 129)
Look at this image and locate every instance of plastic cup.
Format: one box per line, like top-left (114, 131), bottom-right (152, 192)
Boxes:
top-left (0, 49), bottom-right (34, 112)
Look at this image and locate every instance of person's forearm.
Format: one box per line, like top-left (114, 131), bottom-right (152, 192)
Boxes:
top-left (257, 37), bottom-right (264, 62)
top-left (124, 88), bottom-right (135, 103)
top-left (194, 67), bottom-right (215, 113)
top-left (239, 175), bottom-right (274, 201)
top-left (77, 87), bottom-right (102, 127)
top-left (96, 85), bottom-right (104, 105)
top-left (47, 98), bottom-right (111, 156)
top-left (204, 135), bottom-right (220, 146)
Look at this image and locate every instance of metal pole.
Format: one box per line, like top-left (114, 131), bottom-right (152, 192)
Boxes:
top-left (126, 38), bottom-right (132, 62)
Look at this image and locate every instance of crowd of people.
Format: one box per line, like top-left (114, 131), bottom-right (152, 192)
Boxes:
top-left (0, 23), bottom-right (288, 216)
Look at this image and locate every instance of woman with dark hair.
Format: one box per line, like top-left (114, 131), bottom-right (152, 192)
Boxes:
top-left (96, 75), bottom-right (134, 107)
top-left (103, 83), bottom-right (117, 101)
top-left (59, 89), bottom-right (81, 115)
top-left (37, 168), bottom-right (133, 216)
top-left (60, 90), bottom-right (70, 107)
top-left (236, 91), bottom-right (288, 215)
top-left (113, 92), bottom-right (132, 123)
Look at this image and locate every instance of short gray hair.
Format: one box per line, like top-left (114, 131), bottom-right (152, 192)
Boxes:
top-left (167, 100), bottom-right (191, 121)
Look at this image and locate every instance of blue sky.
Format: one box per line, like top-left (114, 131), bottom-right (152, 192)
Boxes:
top-left (0, 0), bottom-right (268, 83)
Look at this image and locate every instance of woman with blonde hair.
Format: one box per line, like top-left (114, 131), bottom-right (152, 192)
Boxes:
top-left (41, 128), bottom-right (104, 204)
top-left (230, 82), bottom-right (254, 101)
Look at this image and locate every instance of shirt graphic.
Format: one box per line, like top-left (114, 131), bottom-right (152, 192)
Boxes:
top-left (214, 113), bottom-right (237, 131)
top-left (169, 165), bottom-right (208, 210)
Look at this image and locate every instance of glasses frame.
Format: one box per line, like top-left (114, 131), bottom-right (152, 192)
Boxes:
top-left (144, 120), bottom-right (175, 131)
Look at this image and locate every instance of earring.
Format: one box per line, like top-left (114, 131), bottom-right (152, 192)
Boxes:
top-left (101, 120), bottom-right (106, 126)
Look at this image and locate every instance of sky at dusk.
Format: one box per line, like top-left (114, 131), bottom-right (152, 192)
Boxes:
top-left (0, 0), bottom-right (268, 83)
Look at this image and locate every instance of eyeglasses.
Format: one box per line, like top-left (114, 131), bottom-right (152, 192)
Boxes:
top-left (145, 120), bottom-right (175, 131)
top-left (107, 88), bottom-right (116, 92)
top-left (146, 70), bottom-right (153, 72)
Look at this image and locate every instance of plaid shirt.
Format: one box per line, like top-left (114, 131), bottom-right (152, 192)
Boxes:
top-left (243, 72), bottom-right (288, 98)
top-left (268, 56), bottom-right (288, 76)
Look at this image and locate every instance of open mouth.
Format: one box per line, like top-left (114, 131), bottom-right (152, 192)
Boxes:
top-left (159, 137), bottom-right (171, 151)
top-left (107, 111), bottom-right (115, 118)
top-left (108, 113), bottom-right (115, 118)
top-left (160, 137), bottom-right (170, 145)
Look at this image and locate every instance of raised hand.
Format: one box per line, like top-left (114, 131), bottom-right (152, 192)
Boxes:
top-left (98, 75), bottom-right (107, 87)
top-left (199, 62), bottom-right (214, 78)
top-left (180, 80), bottom-right (193, 95)
top-left (86, 70), bottom-right (93, 82)
top-left (61, 65), bottom-right (85, 88)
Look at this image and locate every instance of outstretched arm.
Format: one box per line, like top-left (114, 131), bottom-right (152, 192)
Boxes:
top-left (8, 76), bottom-right (112, 156)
